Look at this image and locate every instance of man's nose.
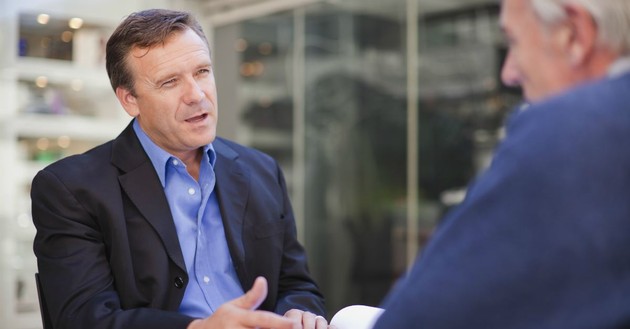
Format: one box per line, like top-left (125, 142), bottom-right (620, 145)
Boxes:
top-left (501, 51), bottom-right (521, 87)
top-left (183, 78), bottom-right (204, 104)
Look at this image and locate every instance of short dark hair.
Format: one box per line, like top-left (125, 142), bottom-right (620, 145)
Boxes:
top-left (105, 9), bottom-right (209, 95)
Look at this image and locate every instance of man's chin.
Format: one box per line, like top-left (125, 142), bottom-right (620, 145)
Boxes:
top-left (524, 91), bottom-right (547, 104)
top-left (204, 132), bottom-right (217, 144)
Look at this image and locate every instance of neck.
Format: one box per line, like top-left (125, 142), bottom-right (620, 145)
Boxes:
top-left (178, 148), bottom-right (204, 181)
top-left (584, 48), bottom-right (622, 79)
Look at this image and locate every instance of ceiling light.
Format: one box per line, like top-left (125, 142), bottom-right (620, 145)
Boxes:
top-left (68, 17), bottom-right (83, 29)
top-left (37, 14), bottom-right (50, 25)
top-left (35, 76), bottom-right (48, 88)
top-left (61, 31), bottom-right (73, 43)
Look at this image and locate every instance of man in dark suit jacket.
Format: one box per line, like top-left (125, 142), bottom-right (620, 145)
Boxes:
top-left (31, 9), bottom-right (328, 329)
top-left (373, 0), bottom-right (630, 328)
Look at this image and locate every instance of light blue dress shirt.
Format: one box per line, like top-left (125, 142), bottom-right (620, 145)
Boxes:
top-left (133, 120), bottom-right (244, 318)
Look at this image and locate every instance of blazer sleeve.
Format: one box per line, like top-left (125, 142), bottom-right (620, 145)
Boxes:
top-left (31, 168), bottom-right (195, 329)
top-left (218, 137), bottom-right (327, 317)
top-left (272, 161), bottom-right (326, 316)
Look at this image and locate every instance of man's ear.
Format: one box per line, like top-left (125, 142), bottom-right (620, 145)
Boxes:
top-left (115, 87), bottom-right (140, 117)
top-left (561, 3), bottom-right (598, 67)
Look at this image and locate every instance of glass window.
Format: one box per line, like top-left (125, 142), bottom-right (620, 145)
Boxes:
top-left (214, 0), bottom-right (522, 316)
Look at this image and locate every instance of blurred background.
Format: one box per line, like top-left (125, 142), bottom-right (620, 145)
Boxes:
top-left (0, 0), bottom-right (523, 327)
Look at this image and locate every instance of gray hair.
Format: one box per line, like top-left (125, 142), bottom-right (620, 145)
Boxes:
top-left (531, 0), bottom-right (630, 54)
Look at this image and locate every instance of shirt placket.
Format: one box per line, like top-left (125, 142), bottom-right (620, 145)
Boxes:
top-left (194, 157), bottom-right (219, 311)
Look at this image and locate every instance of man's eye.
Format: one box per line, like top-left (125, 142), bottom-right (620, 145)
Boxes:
top-left (162, 79), bottom-right (176, 87)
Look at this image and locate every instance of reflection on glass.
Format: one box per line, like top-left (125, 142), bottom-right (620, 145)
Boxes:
top-left (215, 0), bottom-right (523, 316)
top-left (303, 4), bottom-right (408, 312)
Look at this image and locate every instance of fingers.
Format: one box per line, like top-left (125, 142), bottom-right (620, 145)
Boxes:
top-left (199, 301), bottom-right (299, 329)
top-left (283, 309), bottom-right (330, 329)
top-left (301, 311), bottom-right (317, 329)
top-left (314, 315), bottom-right (329, 329)
top-left (240, 310), bottom-right (300, 329)
top-left (284, 308), bottom-right (305, 322)
top-left (196, 280), bottom-right (301, 329)
top-left (233, 276), bottom-right (268, 310)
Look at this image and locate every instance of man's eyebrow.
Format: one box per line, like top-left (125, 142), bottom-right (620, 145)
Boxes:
top-left (153, 70), bottom-right (179, 86)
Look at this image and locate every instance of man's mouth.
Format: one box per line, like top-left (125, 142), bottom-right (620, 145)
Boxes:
top-left (185, 113), bottom-right (208, 123)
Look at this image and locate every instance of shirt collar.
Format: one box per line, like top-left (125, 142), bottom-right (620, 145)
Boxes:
top-left (608, 56), bottom-right (630, 78)
top-left (132, 119), bottom-right (217, 187)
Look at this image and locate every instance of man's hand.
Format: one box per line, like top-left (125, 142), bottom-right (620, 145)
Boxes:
top-left (284, 309), bottom-right (336, 329)
top-left (188, 277), bottom-right (299, 329)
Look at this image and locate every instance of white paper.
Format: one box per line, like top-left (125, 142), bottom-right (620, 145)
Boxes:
top-left (330, 305), bottom-right (384, 329)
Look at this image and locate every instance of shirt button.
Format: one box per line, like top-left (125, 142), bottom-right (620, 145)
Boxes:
top-left (188, 188), bottom-right (195, 195)
top-left (203, 276), bottom-right (210, 284)
top-left (172, 159), bottom-right (179, 166)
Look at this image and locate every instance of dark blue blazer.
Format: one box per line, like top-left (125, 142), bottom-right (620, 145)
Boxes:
top-left (31, 122), bottom-right (325, 329)
top-left (374, 72), bottom-right (630, 328)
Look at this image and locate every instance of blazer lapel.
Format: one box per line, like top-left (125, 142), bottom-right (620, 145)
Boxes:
top-left (213, 138), bottom-right (250, 284)
top-left (111, 122), bottom-right (187, 272)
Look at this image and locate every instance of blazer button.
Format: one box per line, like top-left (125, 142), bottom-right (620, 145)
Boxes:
top-left (174, 276), bottom-right (185, 289)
